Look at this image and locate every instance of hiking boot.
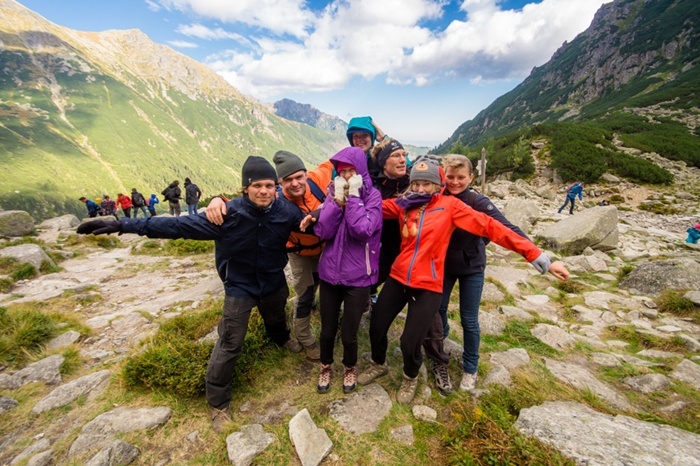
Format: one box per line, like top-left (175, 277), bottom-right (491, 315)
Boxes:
top-left (283, 338), bottom-right (303, 353)
top-left (397, 372), bottom-right (418, 404)
top-left (459, 372), bottom-right (478, 392)
top-left (317, 364), bottom-right (332, 394)
top-left (304, 342), bottom-right (321, 361)
top-left (343, 366), bottom-right (357, 394)
top-left (357, 360), bottom-right (389, 385)
top-left (211, 405), bottom-right (232, 433)
top-left (432, 363), bottom-right (452, 396)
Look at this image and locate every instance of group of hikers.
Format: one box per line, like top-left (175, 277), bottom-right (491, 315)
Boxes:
top-left (77, 116), bottom-right (570, 433)
top-left (79, 178), bottom-right (202, 219)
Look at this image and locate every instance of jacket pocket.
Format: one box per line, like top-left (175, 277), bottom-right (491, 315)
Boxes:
top-left (365, 243), bottom-right (371, 275)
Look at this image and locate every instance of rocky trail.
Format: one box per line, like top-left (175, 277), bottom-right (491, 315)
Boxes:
top-left (0, 152), bottom-right (699, 465)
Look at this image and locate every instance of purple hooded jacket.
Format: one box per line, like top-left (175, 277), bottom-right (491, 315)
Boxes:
top-left (315, 147), bottom-right (382, 287)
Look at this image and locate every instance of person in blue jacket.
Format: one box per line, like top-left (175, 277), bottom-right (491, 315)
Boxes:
top-left (424, 154), bottom-right (531, 395)
top-left (686, 223), bottom-right (700, 244)
top-left (77, 156), bottom-right (309, 434)
top-left (558, 181), bottom-right (584, 214)
top-left (79, 196), bottom-right (102, 218)
top-left (147, 194), bottom-right (159, 217)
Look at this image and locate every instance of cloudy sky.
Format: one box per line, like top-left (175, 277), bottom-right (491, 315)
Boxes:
top-left (21, 0), bottom-right (610, 146)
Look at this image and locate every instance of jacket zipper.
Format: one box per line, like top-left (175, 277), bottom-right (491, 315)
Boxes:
top-left (365, 243), bottom-right (371, 275)
top-left (406, 209), bottom-right (426, 285)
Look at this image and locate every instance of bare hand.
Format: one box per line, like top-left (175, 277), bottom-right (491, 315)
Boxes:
top-left (300, 214), bottom-right (316, 232)
top-left (548, 261), bottom-right (570, 281)
top-left (206, 197), bottom-right (227, 225)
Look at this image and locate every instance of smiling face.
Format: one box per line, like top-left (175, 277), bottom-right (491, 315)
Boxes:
top-left (445, 165), bottom-right (474, 195)
top-left (383, 149), bottom-right (407, 179)
top-left (351, 132), bottom-right (373, 152)
top-left (410, 180), bottom-right (438, 195)
top-left (279, 170), bottom-right (307, 199)
top-left (245, 180), bottom-right (277, 208)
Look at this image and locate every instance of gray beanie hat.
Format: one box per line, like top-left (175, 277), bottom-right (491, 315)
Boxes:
top-left (409, 156), bottom-right (441, 185)
top-left (273, 150), bottom-right (306, 180)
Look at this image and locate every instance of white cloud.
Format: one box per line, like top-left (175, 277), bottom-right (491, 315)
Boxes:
top-left (154, 0), bottom-right (315, 37)
top-left (167, 39), bottom-right (199, 48)
top-left (168, 0), bottom-right (609, 98)
top-left (144, 0), bottom-right (161, 12)
top-left (177, 23), bottom-right (255, 48)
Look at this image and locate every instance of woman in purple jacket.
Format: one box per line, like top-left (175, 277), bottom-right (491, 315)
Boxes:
top-left (314, 147), bottom-right (383, 394)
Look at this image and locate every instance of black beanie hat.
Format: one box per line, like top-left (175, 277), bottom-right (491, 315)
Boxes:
top-left (273, 150), bottom-right (306, 180)
top-left (242, 156), bottom-right (277, 186)
top-left (375, 139), bottom-right (404, 169)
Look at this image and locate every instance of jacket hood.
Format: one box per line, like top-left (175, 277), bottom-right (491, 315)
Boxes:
top-left (330, 147), bottom-right (372, 188)
top-left (346, 116), bottom-right (376, 145)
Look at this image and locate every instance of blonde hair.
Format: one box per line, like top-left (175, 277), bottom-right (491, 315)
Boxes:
top-left (441, 154), bottom-right (473, 174)
top-left (371, 137), bottom-right (395, 162)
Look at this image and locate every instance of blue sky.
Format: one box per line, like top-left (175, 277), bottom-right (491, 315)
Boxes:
top-left (20, 0), bottom-right (610, 146)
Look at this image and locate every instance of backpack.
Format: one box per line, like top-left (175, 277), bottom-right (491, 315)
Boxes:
top-left (132, 192), bottom-right (146, 207)
top-left (161, 187), bottom-right (173, 202)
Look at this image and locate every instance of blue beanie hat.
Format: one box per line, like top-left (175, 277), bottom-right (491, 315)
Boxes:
top-left (346, 116), bottom-right (376, 145)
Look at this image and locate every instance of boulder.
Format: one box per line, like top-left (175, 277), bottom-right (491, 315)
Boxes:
top-left (515, 401), bottom-right (700, 465)
top-left (226, 424), bottom-right (275, 466)
top-left (536, 206), bottom-right (618, 254)
top-left (38, 215), bottom-right (80, 231)
top-left (619, 258), bottom-right (700, 294)
top-left (0, 210), bottom-right (35, 237)
top-left (0, 244), bottom-right (55, 270)
top-left (501, 199), bottom-right (540, 234)
top-left (289, 408), bottom-right (332, 466)
top-left (329, 383), bottom-right (392, 435)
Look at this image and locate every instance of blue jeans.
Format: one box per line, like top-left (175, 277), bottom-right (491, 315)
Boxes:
top-left (558, 195), bottom-right (575, 214)
top-left (187, 203), bottom-right (198, 216)
top-left (438, 272), bottom-right (484, 374)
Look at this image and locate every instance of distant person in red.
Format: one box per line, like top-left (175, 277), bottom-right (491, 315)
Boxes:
top-left (116, 193), bottom-right (132, 218)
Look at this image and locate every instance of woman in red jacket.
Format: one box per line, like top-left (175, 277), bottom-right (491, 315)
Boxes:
top-left (357, 157), bottom-right (569, 403)
top-left (116, 193), bottom-right (133, 218)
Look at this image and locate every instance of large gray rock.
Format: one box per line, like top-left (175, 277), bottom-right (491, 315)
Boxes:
top-left (226, 424), bottom-right (275, 466)
top-left (0, 210), bottom-right (35, 237)
top-left (622, 373), bottom-right (671, 393)
top-left (670, 359), bottom-right (700, 389)
top-left (26, 450), bottom-right (53, 466)
top-left (10, 438), bottom-right (51, 466)
top-left (288, 408), bottom-right (332, 466)
top-left (48, 330), bottom-right (81, 350)
top-left (501, 199), bottom-right (540, 234)
top-left (536, 206), bottom-right (619, 254)
top-left (515, 401), bottom-right (700, 465)
top-left (85, 440), bottom-right (140, 466)
top-left (38, 214), bottom-right (80, 231)
top-left (619, 258), bottom-right (700, 294)
top-left (0, 354), bottom-right (64, 390)
top-left (0, 243), bottom-right (55, 270)
top-left (531, 324), bottom-right (577, 350)
top-left (544, 359), bottom-right (634, 411)
top-left (33, 370), bottom-right (111, 413)
top-left (329, 383), bottom-right (392, 435)
top-left (69, 407), bottom-right (172, 456)
top-left (490, 348), bottom-right (530, 370)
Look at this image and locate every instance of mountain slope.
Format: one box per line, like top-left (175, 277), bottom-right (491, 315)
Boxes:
top-left (273, 98), bottom-right (348, 133)
top-left (436, 0), bottom-right (700, 154)
top-left (0, 0), bottom-right (345, 220)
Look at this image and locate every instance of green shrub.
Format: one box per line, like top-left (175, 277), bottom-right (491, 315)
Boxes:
top-left (617, 264), bottom-right (634, 280)
top-left (163, 239), bottom-right (214, 256)
top-left (123, 301), bottom-right (270, 397)
top-left (11, 263), bottom-right (36, 280)
top-left (0, 306), bottom-right (59, 366)
top-left (0, 278), bottom-right (12, 293)
top-left (657, 290), bottom-right (697, 319)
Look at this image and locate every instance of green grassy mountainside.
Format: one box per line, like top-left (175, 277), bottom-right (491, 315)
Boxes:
top-left (435, 0), bottom-right (700, 176)
top-left (0, 0), bottom-right (346, 221)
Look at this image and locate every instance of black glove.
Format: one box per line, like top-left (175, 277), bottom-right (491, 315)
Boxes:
top-left (77, 219), bottom-right (122, 235)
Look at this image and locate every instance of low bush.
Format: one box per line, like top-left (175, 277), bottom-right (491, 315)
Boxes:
top-left (657, 290), bottom-right (697, 320)
top-left (0, 306), bottom-right (59, 366)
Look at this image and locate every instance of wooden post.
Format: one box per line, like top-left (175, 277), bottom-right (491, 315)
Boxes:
top-left (480, 147), bottom-right (487, 192)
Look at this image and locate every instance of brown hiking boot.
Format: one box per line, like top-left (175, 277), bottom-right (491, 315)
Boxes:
top-left (357, 360), bottom-right (389, 385)
top-left (304, 342), bottom-right (321, 361)
top-left (432, 363), bottom-right (453, 396)
top-left (283, 338), bottom-right (303, 353)
top-left (397, 373), bottom-right (418, 404)
top-left (211, 405), bottom-right (232, 433)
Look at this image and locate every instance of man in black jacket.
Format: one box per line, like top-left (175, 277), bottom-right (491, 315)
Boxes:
top-left (184, 177), bottom-right (202, 216)
top-left (78, 156), bottom-right (307, 433)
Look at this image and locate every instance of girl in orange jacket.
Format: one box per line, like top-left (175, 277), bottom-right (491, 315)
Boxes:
top-left (357, 156), bottom-right (569, 403)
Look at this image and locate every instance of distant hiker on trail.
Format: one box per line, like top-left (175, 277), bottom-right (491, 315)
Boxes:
top-left (557, 181), bottom-right (585, 215)
top-left (686, 223), bottom-right (700, 244)
top-left (162, 180), bottom-right (182, 216)
top-left (130, 188), bottom-right (149, 218)
top-left (147, 194), bottom-right (159, 217)
top-left (184, 177), bottom-right (202, 216)
top-left (116, 193), bottom-right (132, 218)
top-left (79, 196), bottom-right (102, 218)
top-left (101, 195), bottom-right (118, 220)
top-left (312, 147), bottom-right (382, 395)
top-left (77, 156), bottom-right (315, 434)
